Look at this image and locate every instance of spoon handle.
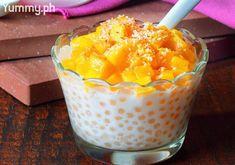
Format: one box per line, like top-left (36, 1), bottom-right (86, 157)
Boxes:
top-left (158, 0), bottom-right (201, 29)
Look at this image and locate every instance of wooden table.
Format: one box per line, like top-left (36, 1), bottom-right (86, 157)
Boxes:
top-left (0, 58), bottom-right (235, 165)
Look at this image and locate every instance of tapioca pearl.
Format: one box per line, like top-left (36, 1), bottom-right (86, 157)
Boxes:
top-left (145, 129), bottom-right (153, 135)
top-left (159, 107), bottom-right (166, 112)
top-left (160, 113), bottom-right (167, 119)
top-left (104, 110), bottom-right (110, 115)
top-left (118, 108), bottom-right (125, 114)
top-left (169, 99), bottom-right (174, 106)
top-left (146, 101), bottom-right (153, 107)
top-left (99, 125), bottom-right (105, 130)
top-left (174, 97), bottom-right (180, 102)
top-left (104, 118), bottom-right (110, 124)
top-left (170, 89), bottom-right (177, 98)
top-left (99, 101), bottom-right (106, 107)
top-left (119, 97), bottom-right (127, 102)
top-left (137, 142), bottom-right (144, 146)
top-left (169, 104), bottom-right (175, 111)
top-left (171, 113), bottom-right (179, 120)
top-left (159, 99), bottom-right (166, 105)
top-left (125, 141), bottom-right (133, 145)
top-left (124, 120), bottom-right (129, 124)
top-left (138, 134), bottom-right (145, 139)
top-left (146, 137), bottom-right (154, 143)
top-left (127, 126), bottom-right (133, 131)
top-left (162, 130), bottom-right (168, 135)
top-left (127, 134), bottom-right (133, 138)
top-left (118, 123), bottom-right (124, 127)
top-left (110, 99), bottom-right (116, 106)
top-left (148, 119), bottom-right (156, 125)
top-left (115, 116), bottom-right (122, 120)
top-left (96, 113), bottom-right (102, 118)
top-left (170, 124), bottom-right (176, 130)
top-left (135, 107), bottom-right (142, 113)
top-left (71, 104), bottom-right (78, 111)
top-left (138, 115), bottom-right (146, 121)
top-left (132, 121), bottom-right (138, 125)
top-left (155, 130), bottom-right (162, 136)
top-left (138, 126), bottom-right (145, 132)
top-left (164, 120), bottom-right (171, 126)
top-left (148, 111), bottom-right (155, 116)
top-left (127, 113), bottom-right (134, 118)
top-left (154, 123), bottom-right (161, 129)
top-left (176, 106), bottom-right (183, 112)
top-left (84, 130), bottom-right (92, 136)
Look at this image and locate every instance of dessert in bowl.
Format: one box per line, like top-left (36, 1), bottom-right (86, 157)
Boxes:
top-left (51, 15), bottom-right (208, 164)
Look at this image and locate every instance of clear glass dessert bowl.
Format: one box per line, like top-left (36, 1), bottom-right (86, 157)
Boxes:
top-left (51, 23), bottom-right (209, 164)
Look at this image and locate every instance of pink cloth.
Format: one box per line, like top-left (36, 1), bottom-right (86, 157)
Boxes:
top-left (164, 0), bottom-right (235, 29)
top-left (55, 0), bottom-right (129, 18)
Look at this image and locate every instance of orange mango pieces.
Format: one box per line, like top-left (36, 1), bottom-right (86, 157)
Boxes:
top-left (60, 15), bottom-right (197, 87)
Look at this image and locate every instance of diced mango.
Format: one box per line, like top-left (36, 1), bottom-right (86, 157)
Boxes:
top-left (95, 26), bottom-right (102, 35)
top-left (61, 59), bottom-right (75, 70)
top-left (75, 54), bottom-right (90, 77)
top-left (106, 73), bottom-right (122, 84)
top-left (61, 15), bottom-right (197, 86)
top-left (172, 67), bottom-right (188, 77)
top-left (121, 68), bottom-right (137, 83)
top-left (176, 47), bottom-right (196, 63)
top-left (104, 43), bottom-right (130, 70)
top-left (167, 30), bottom-right (187, 50)
top-left (86, 53), bottom-right (114, 79)
top-left (171, 56), bottom-right (189, 70)
top-left (94, 40), bottom-right (110, 54)
top-left (110, 23), bottom-right (126, 42)
top-left (122, 65), bottom-right (153, 85)
top-left (158, 70), bottom-right (174, 81)
top-left (71, 35), bottom-right (93, 56)
top-left (134, 65), bottom-right (153, 85)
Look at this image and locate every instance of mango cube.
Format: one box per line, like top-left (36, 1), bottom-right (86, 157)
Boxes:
top-left (75, 54), bottom-right (90, 77)
top-left (171, 56), bottom-right (189, 71)
top-left (61, 15), bottom-right (197, 88)
top-left (158, 70), bottom-right (174, 81)
top-left (61, 59), bottom-right (75, 70)
top-left (104, 43), bottom-right (130, 70)
top-left (86, 53), bottom-right (114, 79)
top-left (106, 73), bottom-right (123, 84)
top-left (71, 35), bottom-right (93, 57)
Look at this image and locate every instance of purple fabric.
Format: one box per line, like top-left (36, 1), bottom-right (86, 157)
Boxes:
top-left (55, 0), bottom-right (129, 18)
top-left (164, 0), bottom-right (235, 29)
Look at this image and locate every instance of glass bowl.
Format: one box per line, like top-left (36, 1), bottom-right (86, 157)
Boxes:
top-left (51, 22), bottom-right (209, 164)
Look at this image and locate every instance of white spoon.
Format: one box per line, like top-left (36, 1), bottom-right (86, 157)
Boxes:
top-left (158, 0), bottom-right (201, 29)
top-left (0, 0), bottom-right (19, 17)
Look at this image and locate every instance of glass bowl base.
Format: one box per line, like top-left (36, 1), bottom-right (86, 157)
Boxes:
top-left (73, 132), bottom-right (185, 164)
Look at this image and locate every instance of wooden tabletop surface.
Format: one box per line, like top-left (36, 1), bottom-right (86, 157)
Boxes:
top-left (0, 58), bottom-right (235, 165)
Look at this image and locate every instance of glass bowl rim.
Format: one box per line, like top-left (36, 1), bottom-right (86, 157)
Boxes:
top-left (51, 23), bottom-right (209, 88)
